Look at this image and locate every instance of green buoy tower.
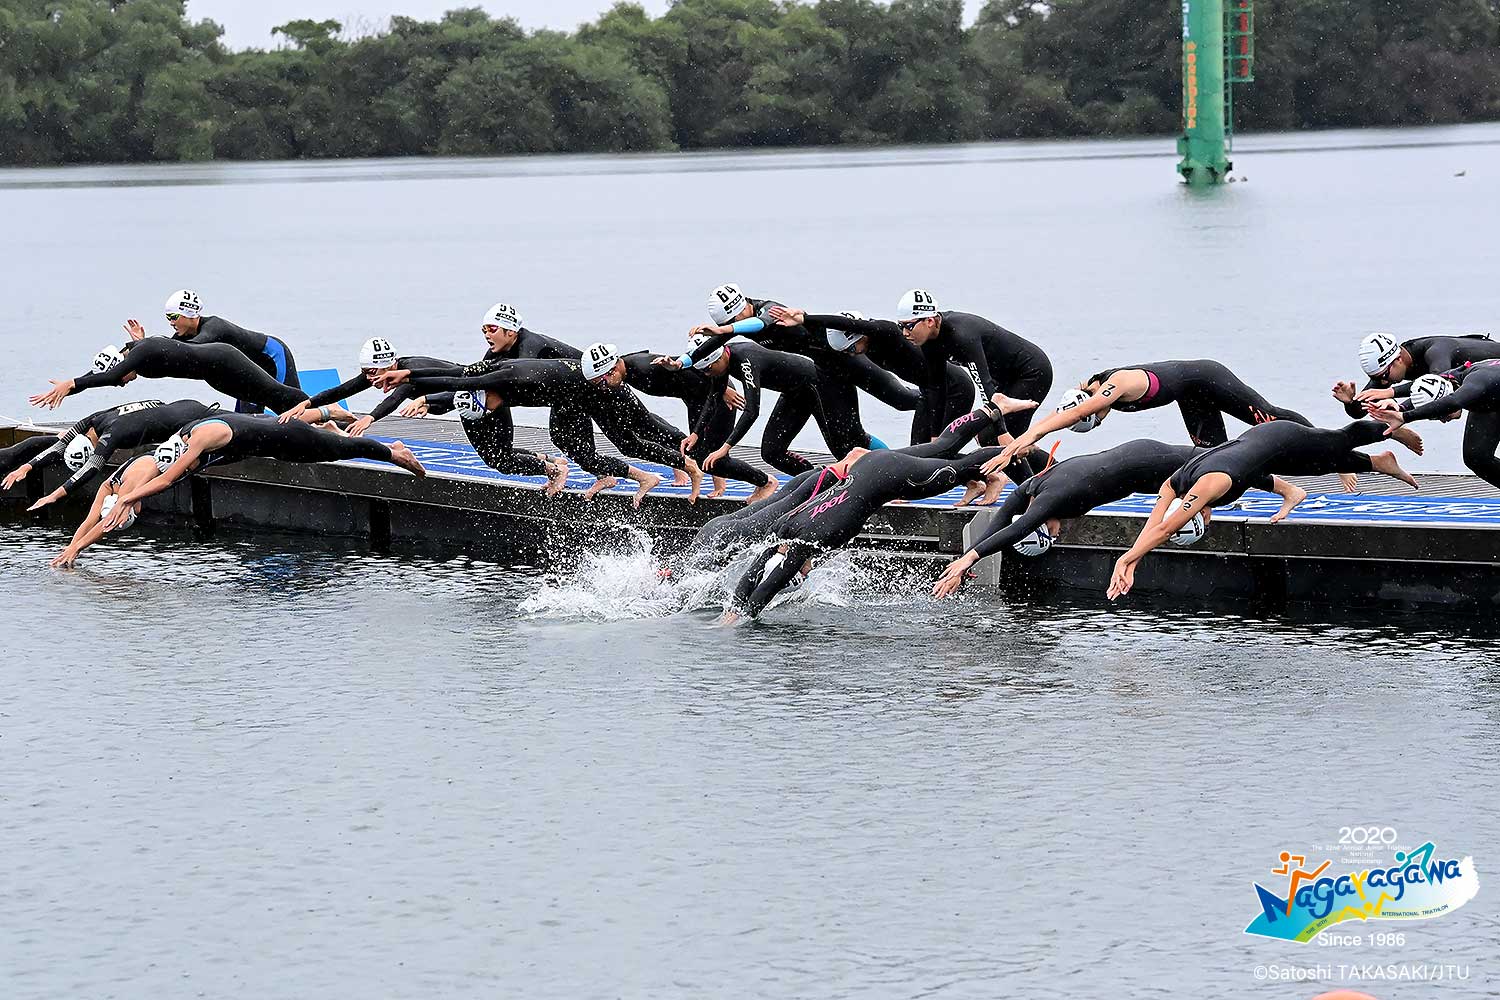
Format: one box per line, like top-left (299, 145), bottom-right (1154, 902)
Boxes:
top-left (1177, 0), bottom-right (1254, 185)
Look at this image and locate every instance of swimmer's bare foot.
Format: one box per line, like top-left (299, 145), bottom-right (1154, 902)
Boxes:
top-left (1269, 482), bottom-right (1308, 523)
top-left (708, 476), bottom-right (728, 499)
top-left (1338, 472), bottom-right (1360, 494)
top-left (631, 471), bottom-right (663, 508)
top-left (684, 458), bottom-right (703, 504)
top-left (718, 609), bottom-right (742, 627)
top-left (976, 473), bottom-right (1008, 506)
top-left (1371, 450), bottom-right (1419, 491)
top-left (582, 476), bottom-right (618, 499)
top-left (388, 442), bottom-right (426, 477)
top-left (989, 391), bottom-right (1040, 416)
top-left (672, 468), bottom-right (690, 486)
top-left (1390, 425), bottom-right (1424, 456)
top-left (746, 479), bottom-right (777, 503)
top-left (958, 480), bottom-right (985, 506)
top-left (543, 457), bottom-right (569, 497)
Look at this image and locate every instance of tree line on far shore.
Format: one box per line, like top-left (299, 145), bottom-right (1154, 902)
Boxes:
top-left (3, 0), bottom-right (1498, 165)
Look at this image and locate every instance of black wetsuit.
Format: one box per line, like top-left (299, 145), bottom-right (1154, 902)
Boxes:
top-left (26, 399), bottom-right (215, 497)
top-left (965, 439), bottom-right (1270, 560)
top-left (176, 316), bottom-right (300, 410)
top-left (1167, 420), bottom-right (1387, 508)
top-left (697, 343), bottom-right (840, 476)
top-left (308, 355), bottom-right (455, 424)
top-left (684, 297), bottom-right (908, 454)
top-left (919, 312), bottom-right (1053, 470)
top-left (1342, 336), bottom-right (1500, 404)
top-left (421, 326), bottom-right (583, 413)
top-left (68, 338), bottom-right (308, 414)
top-left (1092, 359), bottom-right (1310, 447)
top-left (730, 445), bottom-right (1005, 617)
top-left (0, 436), bottom-right (59, 478)
top-left (1395, 360), bottom-right (1500, 488)
top-left (181, 413), bottom-right (401, 469)
top-left (620, 352), bottom-right (769, 488)
top-left (801, 313), bottom-right (975, 443)
top-left (408, 359), bottom-right (686, 479)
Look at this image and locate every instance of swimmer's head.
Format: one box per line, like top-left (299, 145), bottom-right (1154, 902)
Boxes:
top-left (1166, 498), bottom-right (1207, 546)
top-left (99, 493), bottom-right (137, 531)
top-left (1056, 387), bottom-right (1101, 431)
top-left (154, 433), bottom-right (187, 472)
top-left (64, 435), bottom-right (96, 472)
top-left (480, 302), bottom-right (523, 352)
top-left (825, 311), bottom-right (869, 354)
top-left (93, 344), bottom-right (125, 374)
top-left (690, 334), bottom-right (728, 374)
top-left (1408, 372), bottom-right (1454, 408)
top-left (358, 337), bottom-right (398, 374)
top-left (583, 342), bottom-right (624, 385)
top-left (454, 389), bottom-right (488, 421)
top-left (1359, 331), bottom-right (1403, 382)
top-left (163, 289), bottom-right (201, 333)
top-left (707, 283), bottom-right (749, 326)
top-left (1012, 524), bottom-right (1054, 557)
top-left (893, 289), bottom-right (940, 344)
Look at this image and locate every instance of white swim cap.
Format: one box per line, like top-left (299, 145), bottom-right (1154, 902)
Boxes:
top-left (825, 310), bottom-right (868, 352)
top-left (481, 302), bottom-right (523, 331)
top-left (1011, 524), bottom-right (1054, 557)
top-left (1056, 387), bottom-right (1099, 431)
top-left (1408, 373), bottom-right (1454, 407)
top-left (93, 345), bottom-right (124, 373)
top-left (689, 333), bottom-right (726, 368)
top-left (154, 433), bottom-right (186, 471)
top-left (707, 283), bottom-right (747, 325)
top-left (1166, 498), bottom-right (1206, 547)
top-left (893, 288), bottom-right (939, 322)
top-left (1359, 332), bottom-right (1401, 377)
top-left (164, 289), bottom-right (201, 318)
top-left (582, 342), bottom-right (621, 381)
top-left (358, 337), bottom-right (398, 370)
top-left (100, 493), bottom-right (137, 530)
top-left (455, 389), bottom-right (487, 421)
top-left (64, 436), bottom-right (95, 472)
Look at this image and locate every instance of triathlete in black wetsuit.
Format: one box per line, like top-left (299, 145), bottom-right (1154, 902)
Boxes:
top-left (1004, 359), bottom-right (1312, 462)
top-left (688, 341), bottom-right (841, 476)
top-left (888, 289), bottom-right (1054, 472)
top-left (1365, 359), bottom-right (1500, 488)
top-left (31, 337), bottom-right (309, 414)
top-left (672, 284), bottom-right (905, 455)
top-left (4, 399), bottom-right (215, 510)
top-left (280, 337), bottom-right (459, 435)
top-left (1106, 419), bottom-right (1422, 601)
top-left (129, 290), bottom-right (301, 411)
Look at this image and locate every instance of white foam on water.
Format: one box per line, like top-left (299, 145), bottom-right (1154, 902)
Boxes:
top-left (518, 528), bottom-right (683, 621)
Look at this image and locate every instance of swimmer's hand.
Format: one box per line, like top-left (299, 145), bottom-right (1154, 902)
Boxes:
top-left (123, 319), bottom-right (148, 341)
top-left (98, 497), bottom-right (132, 532)
top-left (372, 369), bottom-right (410, 392)
top-left (767, 305), bottom-right (805, 327)
top-left (723, 386), bottom-right (745, 410)
top-left (278, 400), bottom-right (310, 424)
top-left (1355, 386), bottom-right (1395, 403)
top-left (347, 415), bottom-right (374, 437)
top-left (1332, 381), bottom-right (1358, 404)
top-left (1106, 557), bottom-right (1136, 600)
top-left (30, 380), bottom-right (74, 409)
top-left (651, 355), bottom-right (684, 370)
top-left (690, 323), bottom-right (731, 339)
top-left (2, 464), bottom-right (31, 490)
top-left (50, 546), bottom-right (80, 570)
top-left (933, 552), bottom-right (978, 598)
top-left (26, 487), bottom-right (64, 512)
top-left (680, 432), bottom-right (697, 458)
top-left (397, 397), bottom-right (429, 418)
top-left (704, 445), bottom-right (730, 470)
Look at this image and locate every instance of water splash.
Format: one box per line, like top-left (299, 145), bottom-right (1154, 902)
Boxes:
top-left (518, 528), bottom-right (703, 621)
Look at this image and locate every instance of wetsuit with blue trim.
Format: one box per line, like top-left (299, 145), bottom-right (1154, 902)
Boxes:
top-left (1091, 359), bottom-right (1310, 447)
top-left (179, 413), bottom-right (406, 470)
top-left (175, 316), bottom-right (300, 412)
top-left (1389, 359), bottom-right (1500, 488)
top-left (799, 313), bottom-right (975, 444)
top-left (916, 313), bottom-right (1053, 473)
top-left (620, 351), bottom-right (769, 489)
top-left (729, 444), bottom-right (1006, 618)
top-left (66, 338), bottom-right (309, 414)
top-left (24, 399), bottom-right (215, 498)
top-left (682, 298), bottom-right (904, 455)
top-left (1166, 420), bottom-right (1387, 508)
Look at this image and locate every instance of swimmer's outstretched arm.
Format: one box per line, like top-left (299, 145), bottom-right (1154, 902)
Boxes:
top-left (1108, 478), bottom-right (1211, 600)
top-left (109, 427), bottom-right (225, 518)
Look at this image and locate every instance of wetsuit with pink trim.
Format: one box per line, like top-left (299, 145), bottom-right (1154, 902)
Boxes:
top-left (1090, 359), bottom-right (1310, 447)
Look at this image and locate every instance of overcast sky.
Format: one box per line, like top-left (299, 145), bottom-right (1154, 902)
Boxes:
top-left (187, 1), bottom-right (982, 50)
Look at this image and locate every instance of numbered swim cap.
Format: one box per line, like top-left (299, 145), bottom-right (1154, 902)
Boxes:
top-left (358, 337), bottom-right (398, 370)
top-left (1011, 524), bottom-right (1054, 557)
top-left (1359, 332), bottom-right (1401, 377)
top-left (689, 333), bottom-right (725, 368)
top-left (707, 283), bottom-right (746, 325)
top-left (1056, 387), bottom-right (1099, 431)
top-left (894, 288), bottom-right (939, 322)
top-left (99, 493), bottom-right (137, 531)
top-left (64, 436), bottom-right (96, 472)
top-left (481, 302), bottom-right (523, 331)
top-left (825, 310), bottom-right (868, 352)
top-left (582, 342), bottom-right (621, 381)
top-left (1166, 498), bottom-right (1206, 547)
top-left (164, 289), bottom-right (201, 318)
top-left (1408, 373), bottom-right (1454, 407)
top-left (93, 345), bottom-right (124, 373)
top-left (455, 389), bottom-right (487, 421)
top-left (154, 433), bottom-right (186, 471)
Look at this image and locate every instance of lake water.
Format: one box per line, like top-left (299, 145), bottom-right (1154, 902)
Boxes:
top-left (3, 129), bottom-right (1500, 998)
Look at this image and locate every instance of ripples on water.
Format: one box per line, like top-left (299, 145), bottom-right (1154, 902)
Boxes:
top-left (3, 518), bottom-right (1498, 999)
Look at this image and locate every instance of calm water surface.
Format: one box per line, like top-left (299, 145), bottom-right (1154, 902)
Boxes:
top-left (4, 130), bottom-right (1500, 998)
